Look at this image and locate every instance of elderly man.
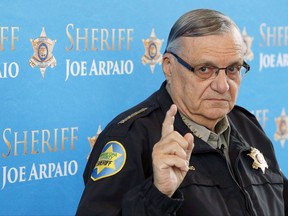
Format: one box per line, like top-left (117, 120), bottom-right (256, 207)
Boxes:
top-left (76, 9), bottom-right (288, 215)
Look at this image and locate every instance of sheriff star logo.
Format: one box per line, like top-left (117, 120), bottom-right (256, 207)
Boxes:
top-left (247, 147), bottom-right (268, 174)
top-left (29, 27), bottom-right (56, 78)
top-left (242, 27), bottom-right (254, 61)
top-left (87, 125), bottom-right (102, 160)
top-left (274, 108), bottom-right (288, 148)
top-left (142, 28), bottom-right (164, 73)
top-left (91, 141), bottom-right (126, 181)
top-left (95, 145), bottom-right (122, 174)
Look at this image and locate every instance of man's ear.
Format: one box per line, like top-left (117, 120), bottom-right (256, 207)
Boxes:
top-left (162, 53), bottom-right (173, 81)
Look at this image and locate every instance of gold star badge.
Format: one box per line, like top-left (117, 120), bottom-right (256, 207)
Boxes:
top-left (274, 108), bottom-right (288, 148)
top-left (95, 144), bottom-right (122, 174)
top-left (87, 125), bottom-right (102, 160)
top-left (29, 27), bottom-right (56, 78)
top-left (141, 28), bottom-right (164, 73)
top-left (247, 147), bottom-right (268, 174)
top-left (242, 27), bottom-right (254, 61)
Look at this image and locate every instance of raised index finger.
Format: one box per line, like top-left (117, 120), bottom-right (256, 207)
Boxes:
top-left (161, 104), bottom-right (177, 137)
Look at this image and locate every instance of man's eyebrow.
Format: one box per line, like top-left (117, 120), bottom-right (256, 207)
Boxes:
top-left (193, 59), bottom-right (244, 67)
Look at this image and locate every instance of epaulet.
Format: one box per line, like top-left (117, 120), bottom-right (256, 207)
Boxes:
top-left (118, 107), bottom-right (148, 124)
top-left (103, 103), bottom-right (158, 138)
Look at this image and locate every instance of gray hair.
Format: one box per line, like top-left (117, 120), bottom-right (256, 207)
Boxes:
top-left (165, 9), bottom-right (242, 53)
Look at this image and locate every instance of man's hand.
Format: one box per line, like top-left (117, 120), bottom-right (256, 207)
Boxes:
top-left (152, 104), bottom-right (194, 197)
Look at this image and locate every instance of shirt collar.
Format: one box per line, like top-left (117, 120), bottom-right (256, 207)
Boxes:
top-left (181, 114), bottom-right (230, 143)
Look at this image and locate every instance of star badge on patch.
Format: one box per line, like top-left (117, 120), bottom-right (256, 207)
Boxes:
top-left (247, 147), bottom-right (268, 174)
top-left (91, 141), bottom-right (126, 181)
top-left (29, 27), bottom-right (56, 78)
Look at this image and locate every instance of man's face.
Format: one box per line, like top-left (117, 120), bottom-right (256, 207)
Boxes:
top-left (163, 29), bottom-right (245, 130)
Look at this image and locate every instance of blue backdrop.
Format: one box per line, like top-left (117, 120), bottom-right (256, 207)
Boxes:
top-left (1, 0), bottom-right (288, 215)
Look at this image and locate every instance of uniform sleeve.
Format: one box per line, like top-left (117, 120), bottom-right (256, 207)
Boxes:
top-left (74, 123), bottom-right (163, 215)
top-left (76, 176), bottom-right (183, 216)
top-left (75, 103), bottom-right (183, 215)
top-left (122, 177), bottom-right (183, 216)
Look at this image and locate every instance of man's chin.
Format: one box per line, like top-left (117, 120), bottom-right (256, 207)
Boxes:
top-left (205, 109), bottom-right (229, 120)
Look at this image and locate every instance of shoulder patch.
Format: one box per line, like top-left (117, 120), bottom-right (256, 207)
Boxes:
top-left (91, 141), bottom-right (126, 181)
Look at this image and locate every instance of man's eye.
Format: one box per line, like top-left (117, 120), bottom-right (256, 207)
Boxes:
top-left (199, 66), bottom-right (208, 73)
top-left (227, 66), bottom-right (236, 72)
top-left (227, 66), bottom-right (241, 73)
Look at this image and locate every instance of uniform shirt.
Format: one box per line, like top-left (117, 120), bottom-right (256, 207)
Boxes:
top-left (181, 114), bottom-right (231, 162)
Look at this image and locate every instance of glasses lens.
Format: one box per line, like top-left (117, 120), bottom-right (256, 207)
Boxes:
top-left (194, 66), bottom-right (217, 79)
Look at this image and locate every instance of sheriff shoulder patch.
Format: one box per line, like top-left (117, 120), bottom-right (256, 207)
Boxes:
top-left (91, 141), bottom-right (126, 181)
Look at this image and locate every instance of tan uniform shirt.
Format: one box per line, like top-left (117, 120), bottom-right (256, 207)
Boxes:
top-left (180, 114), bottom-right (231, 162)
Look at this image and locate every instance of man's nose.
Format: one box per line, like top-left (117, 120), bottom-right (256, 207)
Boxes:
top-left (211, 69), bottom-right (230, 93)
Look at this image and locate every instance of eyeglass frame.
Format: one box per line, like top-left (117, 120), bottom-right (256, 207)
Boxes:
top-left (165, 51), bottom-right (250, 79)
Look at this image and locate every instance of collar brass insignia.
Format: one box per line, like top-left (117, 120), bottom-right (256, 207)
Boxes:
top-left (247, 147), bottom-right (268, 174)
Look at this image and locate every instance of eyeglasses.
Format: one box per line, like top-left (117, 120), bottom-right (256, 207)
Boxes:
top-left (166, 51), bottom-right (250, 80)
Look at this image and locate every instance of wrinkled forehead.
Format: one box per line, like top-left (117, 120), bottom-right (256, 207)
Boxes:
top-left (176, 33), bottom-right (246, 65)
top-left (179, 27), bottom-right (246, 55)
